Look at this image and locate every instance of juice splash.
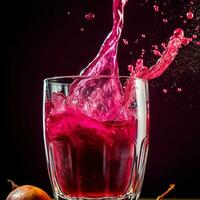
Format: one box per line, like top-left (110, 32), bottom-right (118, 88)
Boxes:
top-left (45, 0), bottom-right (195, 198)
top-left (135, 28), bottom-right (192, 80)
top-left (68, 0), bottom-right (128, 121)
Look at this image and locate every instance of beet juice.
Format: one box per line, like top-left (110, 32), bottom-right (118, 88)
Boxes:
top-left (43, 0), bottom-right (193, 198)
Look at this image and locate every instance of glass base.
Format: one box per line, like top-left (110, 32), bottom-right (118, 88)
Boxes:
top-left (54, 193), bottom-right (139, 200)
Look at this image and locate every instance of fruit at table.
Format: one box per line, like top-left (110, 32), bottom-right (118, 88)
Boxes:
top-left (6, 185), bottom-right (52, 200)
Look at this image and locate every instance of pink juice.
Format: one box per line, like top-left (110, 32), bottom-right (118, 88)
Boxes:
top-left (46, 102), bottom-right (136, 197)
top-left (44, 0), bottom-right (194, 198)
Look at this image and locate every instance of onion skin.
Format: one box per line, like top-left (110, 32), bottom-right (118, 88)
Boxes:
top-left (6, 185), bottom-right (52, 200)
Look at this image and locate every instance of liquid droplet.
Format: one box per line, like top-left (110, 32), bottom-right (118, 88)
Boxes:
top-left (141, 49), bottom-right (145, 57)
top-left (141, 34), bottom-right (146, 38)
top-left (177, 88), bottom-right (182, 92)
top-left (173, 28), bottom-right (184, 37)
top-left (162, 18), bottom-right (168, 23)
top-left (186, 11), bottom-right (194, 20)
top-left (196, 41), bottom-right (200, 46)
top-left (162, 89), bottom-right (168, 94)
top-left (128, 64), bottom-right (134, 72)
top-left (153, 50), bottom-right (162, 56)
top-left (152, 44), bottom-right (158, 50)
top-left (122, 38), bottom-right (129, 45)
top-left (189, 1), bottom-right (194, 5)
top-left (192, 34), bottom-right (197, 39)
top-left (183, 20), bottom-right (187, 24)
top-left (195, 25), bottom-right (199, 31)
top-left (153, 5), bottom-right (159, 12)
top-left (80, 28), bottom-right (85, 32)
top-left (85, 12), bottom-right (95, 21)
top-left (137, 58), bottom-right (143, 65)
top-left (161, 42), bottom-right (166, 49)
top-left (134, 39), bottom-right (139, 44)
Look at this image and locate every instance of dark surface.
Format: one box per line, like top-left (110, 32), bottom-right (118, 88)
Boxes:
top-left (2, 0), bottom-right (200, 199)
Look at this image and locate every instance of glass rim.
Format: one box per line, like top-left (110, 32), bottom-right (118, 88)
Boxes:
top-left (44, 75), bottom-right (147, 82)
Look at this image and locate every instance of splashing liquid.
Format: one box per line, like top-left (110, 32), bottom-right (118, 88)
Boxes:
top-left (135, 28), bottom-right (192, 80)
top-left (45, 0), bottom-right (193, 198)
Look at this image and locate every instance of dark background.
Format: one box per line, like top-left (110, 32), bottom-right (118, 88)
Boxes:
top-left (2, 0), bottom-right (200, 199)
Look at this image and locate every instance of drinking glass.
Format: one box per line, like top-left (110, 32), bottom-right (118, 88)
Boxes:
top-left (43, 75), bottom-right (149, 200)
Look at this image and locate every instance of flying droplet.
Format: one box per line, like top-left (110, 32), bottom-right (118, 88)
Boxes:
top-left (162, 89), bottom-right (168, 94)
top-left (177, 88), bottom-right (182, 92)
top-left (152, 44), bottom-right (158, 50)
top-left (134, 39), bottom-right (139, 44)
top-left (141, 34), bottom-right (146, 38)
top-left (196, 41), bottom-right (200, 46)
top-left (122, 38), bottom-right (129, 45)
top-left (189, 1), bottom-right (194, 5)
top-left (85, 12), bottom-right (95, 21)
top-left (153, 5), bottom-right (159, 12)
top-left (128, 64), bottom-right (134, 72)
top-left (192, 34), bottom-right (197, 39)
top-left (161, 43), bottom-right (166, 49)
top-left (195, 25), bottom-right (199, 31)
top-left (186, 11), bottom-right (194, 20)
top-left (141, 49), bottom-right (145, 58)
top-left (183, 20), bottom-right (187, 24)
top-left (153, 50), bottom-right (162, 56)
top-left (162, 18), bottom-right (168, 23)
top-left (173, 28), bottom-right (184, 37)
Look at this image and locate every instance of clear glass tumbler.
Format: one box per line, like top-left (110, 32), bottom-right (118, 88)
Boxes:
top-left (43, 75), bottom-right (149, 200)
